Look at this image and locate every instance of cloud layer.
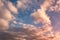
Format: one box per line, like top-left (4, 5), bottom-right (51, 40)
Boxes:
top-left (0, 0), bottom-right (60, 40)
top-left (0, 0), bottom-right (18, 31)
top-left (49, 0), bottom-right (60, 12)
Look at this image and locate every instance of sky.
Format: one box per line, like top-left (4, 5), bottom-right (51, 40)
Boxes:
top-left (0, 0), bottom-right (60, 40)
top-left (9, 0), bottom-right (60, 31)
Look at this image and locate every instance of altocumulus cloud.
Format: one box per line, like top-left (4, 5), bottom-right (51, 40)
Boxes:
top-left (0, 0), bottom-right (60, 40)
top-left (0, 0), bottom-right (18, 31)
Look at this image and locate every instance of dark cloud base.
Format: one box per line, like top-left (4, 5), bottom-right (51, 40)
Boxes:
top-left (0, 32), bottom-right (15, 40)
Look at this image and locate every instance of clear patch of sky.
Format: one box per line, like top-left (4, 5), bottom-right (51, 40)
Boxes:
top-left (9, 0), bottom-right (17, 3)
top-left (9, 0), bottom-right (17, 5)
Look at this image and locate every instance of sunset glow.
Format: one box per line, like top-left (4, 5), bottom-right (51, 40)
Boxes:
top-left (0, 0), bottom-right (60, 40)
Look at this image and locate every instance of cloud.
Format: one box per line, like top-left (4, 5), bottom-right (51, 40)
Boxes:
top-left (0, 7), bottom-right (12, 21)
top-left (31, 0), bottom-right (54, 25)
top-left (30, 0), bottom-right (55, 31)
top-left (16, 0), bottom-right (33, 9)
top-left (16, 0), bottom-right (27, 9)
top-left (53, 32), bottom-right (60, 40)
top-left (7, 1), bottom-right (18, 14)
top-left (30, 0), bottom-right (55, 40)
top-left (7, 23), bottom-right (54, 40)
top-left (0, 0), bottom-right (18, 31)
top-left (49, 0), bottom-right (60, 12)
top-left (0, 19), bottom-right (8, 31)
top-left (0, 31), bottom-right (17, 40)
top-left (0, 6), bottom-right (12, 31)
top-left (16, 0), bottom-right (43, 10)
top-left (0, 0), bottom-right (60, 40)
top-left (31, 9), bottom-right (51, 25)
top-left (1, 23), bottom-right (59, 40)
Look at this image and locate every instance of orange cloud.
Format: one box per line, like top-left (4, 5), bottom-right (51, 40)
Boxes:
top-left (7, 1), bottom-right (18, 14)
top-left (0, 0), bottom-right (60, 40)
top-left (30, 0), bottom-right (55, 40)
top-left (49, 0), bottom-right (60, 12)
top-left (0, 19), bottom-right (8, 31)
top-left (8, 23), bottom-right (54, 40)
top-left (0, 0), bottom-right (18, 31)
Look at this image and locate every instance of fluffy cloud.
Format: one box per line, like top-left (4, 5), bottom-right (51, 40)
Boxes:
top-left (30, 0), bottom-right (55, 39)
top-left (31, 9), bottom-right (51, 24)
top-left (0, 0), bottom-right (18, 31)
top-left (6, 23), bottom-right (54, 40)
top-left (0, 7), bottom-right (11, 31)
top-left (30, 1), bottom-right (54, 36)
top-left (16, 0), bottom-right (27, 9)
top-left (49, 0), bottom-right (60, 12)
top-left (31, 0), bottom-right (54, 25)
top-left (0, 0), bottom-right (60, 40)
top-left (54, 32), bottom-right (60, 40)
top-left (0, 19), bottom-right (8, 31)
top-left (16, 0), bottom-right (33, 9)
top-left (0, 7), bottom-right (12, 20)
top-left (7, 1), bottom-right (18, 14)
